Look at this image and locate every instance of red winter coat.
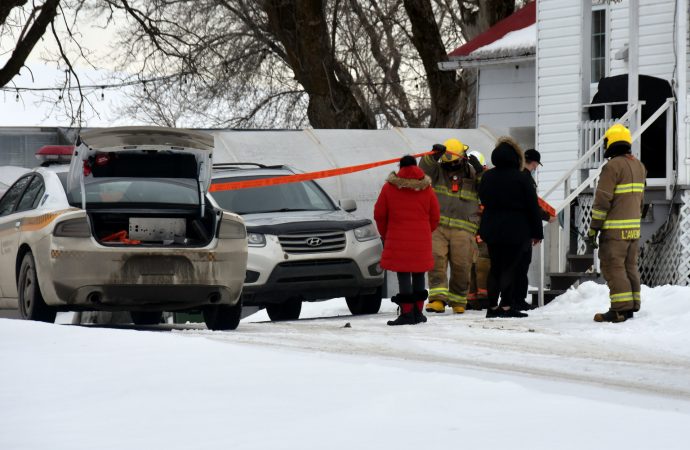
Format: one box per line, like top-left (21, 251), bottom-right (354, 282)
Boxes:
top-left (374, 165), bottom-right (440, 273)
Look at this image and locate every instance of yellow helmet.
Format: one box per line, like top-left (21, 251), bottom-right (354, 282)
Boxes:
top-left (467, 150), bottom-right (486, 166)
top-left (604, 124), bottom-right (632, 149)
top-left (441, 138), bottom-right (469, 163)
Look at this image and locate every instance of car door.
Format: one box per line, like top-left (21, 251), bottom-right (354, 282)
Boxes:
top-left (0, 174), bottom-right (34, 297)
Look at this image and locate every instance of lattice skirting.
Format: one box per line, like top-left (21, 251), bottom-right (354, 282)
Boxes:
top-left (575, 190), bottom-right (690, 286)
top-left (639, 190), bottom-right (690, 286)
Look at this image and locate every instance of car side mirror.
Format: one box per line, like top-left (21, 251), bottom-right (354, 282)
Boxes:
top-left (339, 199), bottom-right (357, 212)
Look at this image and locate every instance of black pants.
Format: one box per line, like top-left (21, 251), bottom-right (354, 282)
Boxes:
top-left (513, 246), bottom-right (532, 304)
top-left (397, 272), bottom-right (426, 295)
top-left (487, 242), bottom-right (530, 309)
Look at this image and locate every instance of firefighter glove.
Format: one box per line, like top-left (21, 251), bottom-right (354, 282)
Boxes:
top-left (587, 228), bottom-right (599, 249)
top-left (468, 154), bottom-right (484, 173)
top-left (431, 143), bottom-right (446, 160)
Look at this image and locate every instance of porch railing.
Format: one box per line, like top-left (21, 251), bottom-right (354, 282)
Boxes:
top-left (537, 98), bottom-right (676, 307)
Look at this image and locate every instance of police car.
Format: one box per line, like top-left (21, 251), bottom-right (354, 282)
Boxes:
top-left (0, 127), bottom-right (248, 330)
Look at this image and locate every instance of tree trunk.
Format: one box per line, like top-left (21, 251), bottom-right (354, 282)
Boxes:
top-left (262, 0), bottom-right (374, 129)
top-left (403, 0), bottom-right (464, 128)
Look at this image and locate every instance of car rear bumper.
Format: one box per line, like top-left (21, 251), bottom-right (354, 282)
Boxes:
top-left (37, 236), bottom-right (247, 309)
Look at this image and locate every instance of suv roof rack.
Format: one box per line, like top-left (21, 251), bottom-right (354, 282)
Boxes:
top-left (212, 162), bottom-right (286, 170)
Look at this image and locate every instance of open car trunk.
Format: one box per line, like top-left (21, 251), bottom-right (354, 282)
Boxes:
top-left (66, 127), bottom-right (217, 247)
top-left (88, 205), bottom-right (217, 247)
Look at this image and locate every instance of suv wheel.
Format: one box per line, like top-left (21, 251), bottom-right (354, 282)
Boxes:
top-left (18, 252), bottom-right (56, 323)
top-left (203, 302), bottom-right (242, 330)
top-left (346, 287), bottom-right (382, 315)
top-left (130, 311), bottom-right (163, 325)
top-left (266, 298), bottom-right (302, 321)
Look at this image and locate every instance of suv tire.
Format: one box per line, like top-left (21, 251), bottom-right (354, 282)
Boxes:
top-left (130, 311), bottom-right (163, 325)
top-left (203, 302), bottom-right (242, 330)
top-left (346, 287), bottom-right (382, 315)
top-left (18, 252), bottom-right (56, 323)
top-left (266, 298), bottom-right (302, 321)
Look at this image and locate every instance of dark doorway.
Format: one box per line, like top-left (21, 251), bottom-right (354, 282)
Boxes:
top-left (588, 74), bottom-right (674, 178)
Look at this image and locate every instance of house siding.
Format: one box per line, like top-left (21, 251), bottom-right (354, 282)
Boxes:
top-left (477, 62), bottom-right (536, 129)
top-left (609, 0), bottom-right (676, 81)
top-left (537, 0), bottom-right (583, 202)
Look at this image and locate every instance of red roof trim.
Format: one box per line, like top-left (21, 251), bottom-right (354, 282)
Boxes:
top-left (448, 1), bottom-right (536, 58)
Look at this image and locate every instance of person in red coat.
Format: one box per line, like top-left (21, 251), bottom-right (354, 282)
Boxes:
top-left (374, 155), bottom-right (440, 325)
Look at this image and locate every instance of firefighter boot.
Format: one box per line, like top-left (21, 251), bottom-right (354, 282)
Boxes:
top-left (426, 300), bottom-right (446, 313)
top-left (451, 305), bottom-right (465, 314)
top-left (593, 310), bottom-right (627, 323)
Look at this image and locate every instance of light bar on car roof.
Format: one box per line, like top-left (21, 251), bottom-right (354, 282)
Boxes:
top-left (35, 145), bottom-right (74, 164)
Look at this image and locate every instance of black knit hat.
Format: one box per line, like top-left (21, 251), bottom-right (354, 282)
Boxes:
top-left (399, 155), bottom-right (417, 167)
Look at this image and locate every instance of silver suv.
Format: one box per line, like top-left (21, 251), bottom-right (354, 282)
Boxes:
top-left (210, 164), bottom-right (384, 321)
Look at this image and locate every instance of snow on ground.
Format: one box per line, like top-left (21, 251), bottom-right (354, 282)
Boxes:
top-left (1, 282), bottom-right (690, 450)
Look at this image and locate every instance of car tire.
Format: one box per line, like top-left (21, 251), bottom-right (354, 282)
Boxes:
top-left (130, 311), bottom-right (163, 325)
top-left (17, 252), bottom-right (56, 323)
top-left (266, 298), bottom-right (302, 321)
top-left (203, 302), bottom-right (242, 331)
top-left (346, 287), bottom-right (383, 315)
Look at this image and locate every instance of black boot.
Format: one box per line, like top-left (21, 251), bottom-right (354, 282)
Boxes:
top-left (387, 311), bottom-right (417, 326)
top-left (593, 310), bottom-right (627, 323)
top-left (502, 308), bottom-right (528, 318)
top-left (413, 290), bottom-right (428, 324)
top-left (388, 293), bottom-right (418, 326)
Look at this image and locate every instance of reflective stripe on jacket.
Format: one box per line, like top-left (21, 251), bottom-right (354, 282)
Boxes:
top-left (419, 155), bottom-right (480, 232)
top-left (591, 154), bottom-right (647, 240)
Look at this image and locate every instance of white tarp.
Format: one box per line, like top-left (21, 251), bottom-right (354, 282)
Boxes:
top-left (212, 127), bottom-right (500, 222)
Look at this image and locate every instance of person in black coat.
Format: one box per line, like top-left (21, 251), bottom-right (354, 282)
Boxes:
top-left (478, 137), bottom-right (544, 318)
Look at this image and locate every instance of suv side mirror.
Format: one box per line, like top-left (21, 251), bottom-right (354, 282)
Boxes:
top-left (339, 199), bottom-right (357, 212)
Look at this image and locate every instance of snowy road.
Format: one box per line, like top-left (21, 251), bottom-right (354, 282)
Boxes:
top-left (186, 297), bottom-right (690, 401)
top-left (2, 281), bottom-right (690, 450)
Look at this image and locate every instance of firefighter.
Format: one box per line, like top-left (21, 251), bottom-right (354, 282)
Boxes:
top-left (467, 151), bottom-right (490, 310)
top-left (588, 124), bottom-right (646, 323)
top-left (420, 139), bottom-right (484, 314)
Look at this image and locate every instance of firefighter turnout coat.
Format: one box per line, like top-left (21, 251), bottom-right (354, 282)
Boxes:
top-left (591, 153), bottom-right (647, 312)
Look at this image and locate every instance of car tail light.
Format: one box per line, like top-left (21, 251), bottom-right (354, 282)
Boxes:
top-left (54, 217), bottom-right (91, 238)
top-left (218, 219), bottom-right (246, 239)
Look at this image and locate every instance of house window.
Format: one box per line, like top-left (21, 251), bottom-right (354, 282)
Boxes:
top-left (591, 8), bottom-right (607, 83)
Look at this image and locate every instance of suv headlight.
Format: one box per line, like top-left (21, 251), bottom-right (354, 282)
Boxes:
top-left (247, 232), bottom-right (266, 247)
top-left (353, 224), bottom-right (378, 242)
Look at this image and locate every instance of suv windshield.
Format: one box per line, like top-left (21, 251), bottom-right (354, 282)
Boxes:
top-left (212, 175), bottom-right (335, 215)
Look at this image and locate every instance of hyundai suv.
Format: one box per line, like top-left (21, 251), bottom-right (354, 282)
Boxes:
top-left (210, 163), bottom-right (384, 321)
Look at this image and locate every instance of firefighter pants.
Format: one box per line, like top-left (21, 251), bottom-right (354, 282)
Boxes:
top-left (599, 237), bottom-right (641, 312)
top-left (428, 226), bottom-right (476, 306)
top-left (470, 241), bottom-right (490, 300)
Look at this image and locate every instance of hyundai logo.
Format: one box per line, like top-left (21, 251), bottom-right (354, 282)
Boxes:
top-left (305, 237), bottom-right (323, 247)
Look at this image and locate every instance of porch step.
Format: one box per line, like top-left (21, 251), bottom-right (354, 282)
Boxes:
top-left (567, 254), bottom-right (594, 272)
top-left (547, 272), bottom-right (601, 290)
top-left (530, 289), bottom-right (567, 306)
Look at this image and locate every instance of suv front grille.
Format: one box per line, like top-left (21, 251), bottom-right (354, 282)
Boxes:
top-left (278, 231), bottom-right (346, 253)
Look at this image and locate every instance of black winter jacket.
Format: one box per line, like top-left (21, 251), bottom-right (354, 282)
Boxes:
top-left (479, 137), bottom-right (544, 245)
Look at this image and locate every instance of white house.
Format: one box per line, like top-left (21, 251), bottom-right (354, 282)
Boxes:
top-left (441, 0), bottom-right (690, 291)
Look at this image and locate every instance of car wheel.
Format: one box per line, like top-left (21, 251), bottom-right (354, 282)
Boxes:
top-left (17, 252), bottom-right (56, 323)
top-left (203, 302), bottom-right (242, 331)
top-left (130, 311), bottom-right (163, 325)
top-left (266, 298), bottom-right (302, 321)
top-left (346, 287), bottom-right (382, 315)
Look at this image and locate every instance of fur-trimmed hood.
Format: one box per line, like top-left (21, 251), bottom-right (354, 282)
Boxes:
top-left (491, 136), bottom-right (525, 170)
top-left (386, 166), bottom-right (432, 190)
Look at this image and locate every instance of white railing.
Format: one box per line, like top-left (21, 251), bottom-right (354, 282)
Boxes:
top-left (537, 98), bottom-right (676, 307)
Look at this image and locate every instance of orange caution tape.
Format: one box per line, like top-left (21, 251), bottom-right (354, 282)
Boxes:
top-left (538, 197), bottom-right (556, 217)
top-left (210, 151), bottom-right (434, 192)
